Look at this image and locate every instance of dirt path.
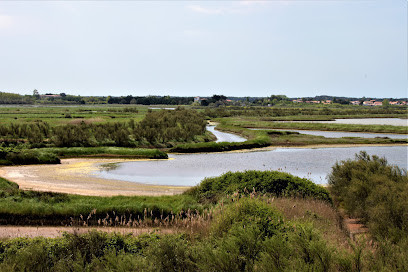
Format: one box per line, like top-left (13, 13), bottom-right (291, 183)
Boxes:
top-left (344, 218), bottom-right (369, 240)
top-left (0, 158), bottom-right (188, 196)
top-left (0, 226), bottom-right (176, 239)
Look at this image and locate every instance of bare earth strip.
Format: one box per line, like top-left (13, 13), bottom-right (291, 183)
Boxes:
top-left (0, 158), bottom-right (188, 196)
top-left (0, 226), bottom-right (176, 239)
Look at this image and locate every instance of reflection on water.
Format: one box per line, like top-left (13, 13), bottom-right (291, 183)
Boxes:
top-left (97, 146), bottom-right (408, 186)
top-left (249, 128), bottom-right (408, 139)
top-left (100, 162), bottom-right (120, 171)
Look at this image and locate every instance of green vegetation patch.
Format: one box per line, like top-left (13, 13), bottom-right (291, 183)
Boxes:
top-left (170, 138), bottom-right (270, 153)
top-left (0, 148), bottom-right (60, 166)
top-left (186, 170), bottom-right (331, 204)
top-left (42, 147), bottom-right (168, 159)
top-left (0, 198), bottom-right (393, 272)
top-left (328, 151), bottom-right (408, 242)
top-left (0, 177), bottom-right (199, 225)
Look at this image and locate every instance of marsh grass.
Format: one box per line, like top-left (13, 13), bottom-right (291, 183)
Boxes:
top-left (42, 146), bottom-right (168, 159)
top-left (229, 117), bottom-right (408, 134)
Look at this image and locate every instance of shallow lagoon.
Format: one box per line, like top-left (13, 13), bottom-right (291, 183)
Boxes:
top-left (249, 128), bottom-right (408, 139)
top-left (98, 146), bottom-right (408, 186)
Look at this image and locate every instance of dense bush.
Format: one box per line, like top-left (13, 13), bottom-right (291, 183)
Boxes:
top-left (186, 170), bottom-right (331, 203)
top-left (0, 108), bottom-right (208, 148)
top-left (43, 147), bottom-right (168, 159)
top-left (0, 199), bottom-right (357, 272)
top-left (0, 149), bottom-right (60, 165)
top-left (328, 151), bottom-right (408, 242)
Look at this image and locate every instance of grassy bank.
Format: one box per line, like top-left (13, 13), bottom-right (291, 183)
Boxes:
top-left (41, 147), bottom-right (168, 159)
top-left (0, 177), bottom-right (199, 225)
top-left (169, 138), bottom-right (270, 153)
top-left (170, 123), bottom-right (271, 153)
top-left (0, 147), bottom-right (167, 166)
top-left (171, 121), bottom-right (407, 153)
top-left (258, 113), bottom-right (408, 121)
top-left (215, 122), bottom-right (407, 147)
top-left (0, 170), bottom-right (330, 225)
top-left (225, 117), bottom-right (408, 134)
top-left (0, 149), bottom-right (60, 166)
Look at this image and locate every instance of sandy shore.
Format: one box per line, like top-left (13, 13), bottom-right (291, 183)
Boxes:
top-left (0, 158), bottom-right (189, 196)
top-left (0, 144), bottom-right (405, 197)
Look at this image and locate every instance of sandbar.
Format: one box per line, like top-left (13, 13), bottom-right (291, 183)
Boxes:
top-left (0, 158), bottom-right (189, 196)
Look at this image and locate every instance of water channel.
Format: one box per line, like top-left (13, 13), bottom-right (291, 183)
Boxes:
top-left (97, 121), bottom-right (407, 187)
top-left (278, 118), bottom-right (408, 126)
top-left (249, 128), bottom-right (408, 139)
top-left (206, 126), bottom-right (247, 143)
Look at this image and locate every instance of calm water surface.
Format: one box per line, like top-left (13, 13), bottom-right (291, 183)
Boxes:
top-left (281, 118), bottom-right (408, 126)
top-left (249, 128), bottom-right (408, 139)
top-left (97, 146), bottom-right (408, 186)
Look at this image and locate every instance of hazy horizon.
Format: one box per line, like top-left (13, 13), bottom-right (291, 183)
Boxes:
top-left (0, 1), bottom-right (406, 98)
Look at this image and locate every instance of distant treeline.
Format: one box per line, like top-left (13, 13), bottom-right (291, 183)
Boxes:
top-left (0, 108), bottom-right (207, 148)
top-left (0, 92), bottom-right (195, 105)
top-left (0, 92), bottom-right (32, 104)
top-left (107, 95), bottom-right (193, 105)
top-left (203, 106), bottom-right (407, 118)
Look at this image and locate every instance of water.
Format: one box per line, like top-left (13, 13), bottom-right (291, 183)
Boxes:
top-left (249, 128), bottom-right (408, 139)
top-left (147, 107), bottom-right (176, 110)
top-left (97, 146), bottom-right (408, 186)
top-left (206, 126), bottom-right (247, 143)
top-left (280, 118), bottom-right (408, 126)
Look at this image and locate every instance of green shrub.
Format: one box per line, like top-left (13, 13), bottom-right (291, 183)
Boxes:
top-left (43, 146), bottom-right (168, 159)
top-left (5, 150), bottom-right (60, 165)
top-left (186, 170), bottom-right (331, 203)
top-left (0, 177), bottom-right (19, 195)
top-left (210, 198), bottom-right (285, 238)
top-left (328, 151), bottom-right (408, 242)
top-left (170, 137), bottom-right (270, 153)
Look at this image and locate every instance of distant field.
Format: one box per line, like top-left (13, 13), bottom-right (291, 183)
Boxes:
top-left (0, 105), bottom-right (150, 126)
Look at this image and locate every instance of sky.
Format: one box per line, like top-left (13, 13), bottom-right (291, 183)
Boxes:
top-left (0, 1), bottom-right (406, 98)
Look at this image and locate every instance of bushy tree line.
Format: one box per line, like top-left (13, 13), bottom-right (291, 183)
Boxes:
top-left (203, 106), bottom-right (406, 118)
top-left (0, 92), bottom-right (33, 104)
top-left (0, 109), bottom-right (207, 148)
top-left (107, 95), bottom-right (194, 105)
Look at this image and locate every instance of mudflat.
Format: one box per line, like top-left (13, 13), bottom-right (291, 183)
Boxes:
top-left (0, 158), bottom-right (189, 196)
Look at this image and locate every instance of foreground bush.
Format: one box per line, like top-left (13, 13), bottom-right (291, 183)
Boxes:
top-left (328, 151), bottom-right (408, 242)
top-left (0, 198), bottom-right (357, 272)
top-left (186, 170), bottom-right (331, 203)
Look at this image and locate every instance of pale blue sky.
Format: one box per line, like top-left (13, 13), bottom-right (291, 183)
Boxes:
top-left (0, 1), bottom-right (406, 98)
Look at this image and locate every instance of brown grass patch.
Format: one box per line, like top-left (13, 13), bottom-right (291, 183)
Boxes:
top-left (269, 197), bottom-right (351, 250)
